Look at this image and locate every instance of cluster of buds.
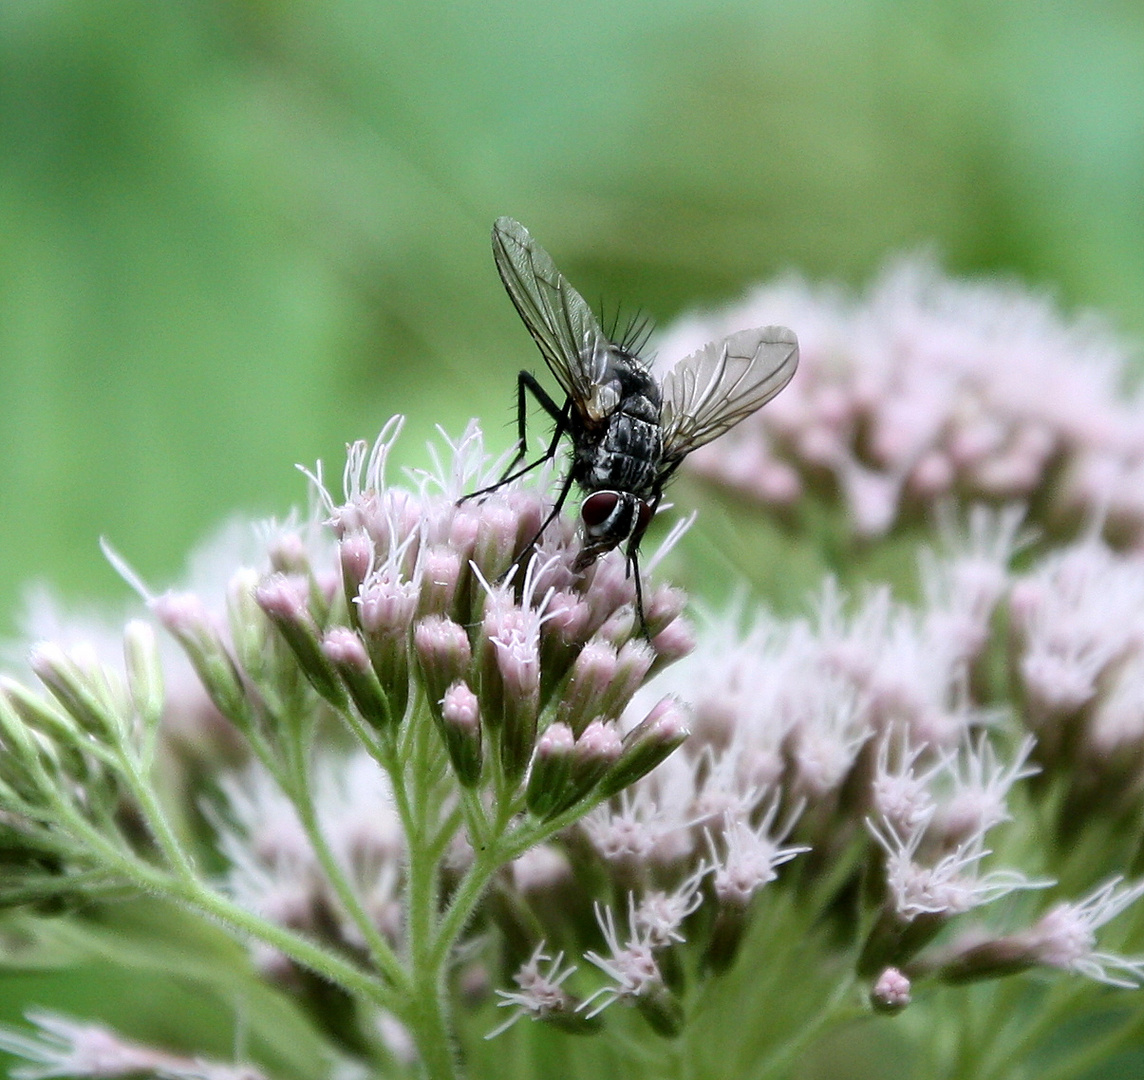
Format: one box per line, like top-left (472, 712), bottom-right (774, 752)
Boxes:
top-left (658, 256), bottom-right (1144, 545)
top-left (245, 420), bottom-right (693, 810)
top-left (0, 416), bottom-right (699, 1068)
top-left (141, 420), bottom-right (696, 1011)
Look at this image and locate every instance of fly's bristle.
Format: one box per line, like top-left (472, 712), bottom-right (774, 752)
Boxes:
top-left (601, 301), bottom-right (655, 363)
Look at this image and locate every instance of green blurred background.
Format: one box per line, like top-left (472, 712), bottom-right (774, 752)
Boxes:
top-left (2, 1), bottom-right (1144, 1071)
top-left (3, 0), bottom-right (1144, 632)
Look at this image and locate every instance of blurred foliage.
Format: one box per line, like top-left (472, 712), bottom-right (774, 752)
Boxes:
top-left (2, 0), bottom-right (1144, 628)
top-left (1, 0), bottom-right (1144, 1069)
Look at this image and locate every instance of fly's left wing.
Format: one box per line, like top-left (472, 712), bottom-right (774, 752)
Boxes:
top-left (492, 217), bottom-right (618, 419)
top-left (659, 326), bottom-right (798, 467)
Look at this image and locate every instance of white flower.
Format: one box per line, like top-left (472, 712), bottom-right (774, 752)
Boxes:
top-left (488, 944), bottom-right (580, 1038)
top-left (580, 898), bottom-right (665, 1018)
top-left (1023, 878), bottom-right (1144, 988)
top-left (869, 817), bottom-right (1051, 920)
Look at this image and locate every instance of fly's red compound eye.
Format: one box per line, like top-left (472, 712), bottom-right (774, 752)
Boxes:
top-left (636, 500), bottom-right (654, 535)
top-left (581, 491), bottom-right (620, 528)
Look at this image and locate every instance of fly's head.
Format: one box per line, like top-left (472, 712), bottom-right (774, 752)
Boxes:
top-left (572, 490), bottom-right (654, 571)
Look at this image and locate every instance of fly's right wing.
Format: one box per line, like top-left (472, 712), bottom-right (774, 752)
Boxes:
top-left (492, 217), bottom-right (617, 418)
top-left (659, 326), bottom-right (798, 467)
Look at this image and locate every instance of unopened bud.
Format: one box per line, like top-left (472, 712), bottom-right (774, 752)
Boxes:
top-left (649, 617), bottom-right (696, 673)
top-left (153, 591), bottom-right (250, 726)
top-left (495, 638), bottom-right (541, 784)
top-left (339, 533), bottom-right (374, 621)
top-left (556, 642), bottom-right (617, 736)
top-left (597, 607), bottom-right (637, 648)
top-left (643, 585), bottom-right (687, 638)
top-left (550, 719), bottom-right (623, 813)
top-left (268, 531), bottom-right (311, 576)
top-left (472, 502), bottom-right (519, 582)
top-left (0, 690), bottom-right (58, 798)
top-left (598, 696), bottom-right (689, 798)
top-left (123, 620), bottom-right (164, 737)
top-left (634, 981), bottom-right (684, 1038)
top-left (323, 628), bottom-right (394, 728)
top-left (525, 723), bottom-right (575, 818)
top-left (225, 568), bottom-right (270, 682)
top-left (440, 681), bottom-right (483, 786)
top-left (418, 546), bottom-right (463, 618)
top-left (870, 967), bottom-right (911, 1013)
top-left (414, 616), bottom-right (472, 723)
top-left (256, 574), bottom-right (347, 709)
top-left (0, 677), bottom-right (80, 746)
top-left (29, 643), bottom-right (120, 742)
top-left (598, 639), bottom-right (655, 719)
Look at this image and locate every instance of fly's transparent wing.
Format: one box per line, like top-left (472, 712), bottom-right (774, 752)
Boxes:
top-left (659, 326), bottom-right (798, 465)
top-left (492, 217), bottom-right (613, 413)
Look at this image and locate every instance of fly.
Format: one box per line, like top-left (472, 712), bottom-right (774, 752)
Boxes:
top-left (465, 217), bottom-right (799, 635)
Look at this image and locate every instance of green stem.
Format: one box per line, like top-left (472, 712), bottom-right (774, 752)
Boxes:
top-left (431, 842), bottom-right (503, 971)
top-left (286, 746), bottom-right (407, 990)
top-left (400, 705), bottom-right (460, 1080)
top-left (169, 873), bottom-right (393, 1008)
top-left (119, 756), bottom-right (198, 881)
top-left (403, 970), bottom-right (460, 1080)
top-left (49, 800), bottom-right (393, 1009)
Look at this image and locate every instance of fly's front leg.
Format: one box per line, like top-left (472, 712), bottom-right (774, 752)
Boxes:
top-left (625, 493), bottom-right (661, 640)
top-left (460, 371), bottom-right (569, 502)
top-left (506, 465), bottom-right (578, 594)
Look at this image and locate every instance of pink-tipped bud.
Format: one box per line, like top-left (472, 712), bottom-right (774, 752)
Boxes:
top-left (599, 695), bottom-right (689, 798)
top-left (643, 586), bottom-right (687, 638)
top-left (418, 545), bottom-right (463, 618)
top-left (650, 617), bottom-right (697, 671)
top-left (598, 639), bottom-right (655, 719)
top-left (339, 532), bottom-right (374, 618)
top-left (152, 591), bottom-right (250, 726)
top-left (552, 719), bottom-right (623, 813)
top-left (525, 722), bottom-right (576, 818)
top-left (870, 967), bottom-right (911, 1013)
top-left (597, 607), bottom-right (637, 648)
top-left (440, 680), bottom-right (483, 785)
top-left (414, 616), bottom-right (472, 722)
top-left (322, 627), bottom-right (394, 728)
top-left (256, 573), bottom-right (346, 708)
top-left (539, 591), bottom-right (593, 693)
top-left (556, 641), bottom-right (618, 736)
top-left (582, 556), bottom-right (637, 636)
top-left (268, 531), bottom-right (310, 576)
top-left (472, 501), bottom-right (520, 582)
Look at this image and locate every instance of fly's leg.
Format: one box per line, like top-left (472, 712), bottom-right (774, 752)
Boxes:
top-left (506, 466), bottom-right (578, 595)
top-left (459, 371), bottom-right (569, 502)
top-left (625, 493), bottom-right (661, 640)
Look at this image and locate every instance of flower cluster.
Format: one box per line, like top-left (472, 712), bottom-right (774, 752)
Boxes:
top-left (485, 506), bottom-right (1144, 1041)
top-left (659, 256), bottom-right (1144, 544)
top-left (1, 260), bottom-right (1144, 1080)
top-left (0, 418), bottom-right (698, 1079)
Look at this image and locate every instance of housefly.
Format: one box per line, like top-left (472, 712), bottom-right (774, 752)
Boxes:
top-left (465, 216), bottom-right (798, 634)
